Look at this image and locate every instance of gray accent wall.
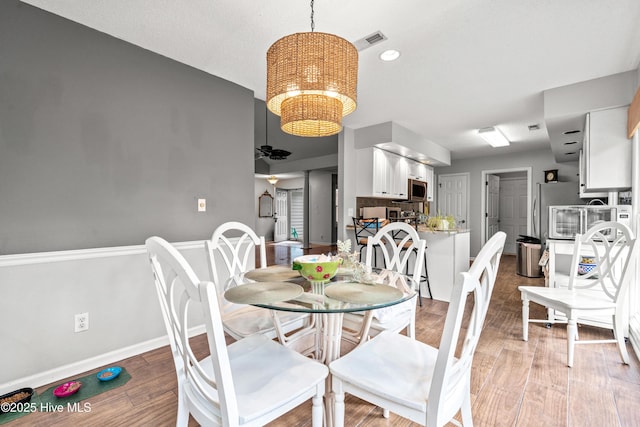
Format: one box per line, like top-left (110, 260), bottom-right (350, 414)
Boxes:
top-left (0, 1), bottom-right (255, 254)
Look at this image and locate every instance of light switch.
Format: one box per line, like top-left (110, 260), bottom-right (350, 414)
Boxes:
top-left (197, 199), bottom-right (206, 212)
top-left (347, 208), bottom-right (353, 217)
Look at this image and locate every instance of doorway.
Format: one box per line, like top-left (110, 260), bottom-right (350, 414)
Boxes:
top-left (481, 168), bottom-right (531, 255)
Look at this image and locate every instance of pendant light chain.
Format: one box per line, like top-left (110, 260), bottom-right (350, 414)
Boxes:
top-left (310, 0), bottom-right (315, 32)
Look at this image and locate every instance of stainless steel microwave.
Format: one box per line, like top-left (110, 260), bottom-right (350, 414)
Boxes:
top-left (548, 205), bottom-right (631, 240)
top-left (408, 179), bottom-right (427, 202)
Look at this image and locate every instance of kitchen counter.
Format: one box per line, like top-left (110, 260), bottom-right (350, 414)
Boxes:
top-left (344, 223), bottom-right (470, 302)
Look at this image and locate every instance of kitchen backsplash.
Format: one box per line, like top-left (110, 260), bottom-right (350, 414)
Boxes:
top-left (355, 197), bottom-right (424, 216)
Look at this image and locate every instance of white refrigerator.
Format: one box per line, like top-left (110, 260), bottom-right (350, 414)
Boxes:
top-left (533, 182), bottom-right (582, 246)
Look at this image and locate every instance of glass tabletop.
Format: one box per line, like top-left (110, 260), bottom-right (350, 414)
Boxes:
top-left (225, 267), bottom-right (417, 314)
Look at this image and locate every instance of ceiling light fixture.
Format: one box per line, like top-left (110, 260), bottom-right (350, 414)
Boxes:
top-left (379, 49), bottom-right (400, 61)
top-left (478, 127), bottom-right (510, 147)
top-left (266, 0), bottom-right (358, 137)
top-left (266, 175), bottom-right (279, 185)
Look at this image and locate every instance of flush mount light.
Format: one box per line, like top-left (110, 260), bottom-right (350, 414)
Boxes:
top-left (266, 0), bottom-right (358, 137)
top-left (478, 127), bottom-right (510, 147)
top-left (379, 49), bottom-right (400, 62)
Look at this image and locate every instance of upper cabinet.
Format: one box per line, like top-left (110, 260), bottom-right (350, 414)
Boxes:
top-left (581, 106), bottom-right (631, 193)
top-left (358, 147), bottom-right (407, 198)
top-left (425, 166), bottom-right (434, 202)
top-left (408, 161), bottom-right (427, 181)
top-left (356, 147), bottom-right (433, 200)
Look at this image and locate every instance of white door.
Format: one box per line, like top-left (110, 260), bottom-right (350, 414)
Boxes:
top-left (437, 173), bottom-right (469, 228)
top-left (499, 178), bottom-right (528, 254)
top-left (274, 188), bottom-right (288, 242)
top-left (289, 189), bottom-right (304, 241)
top-left (486, 174), bottom-right (500, 240)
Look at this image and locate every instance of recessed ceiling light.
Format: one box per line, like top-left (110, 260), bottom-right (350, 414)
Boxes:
top-left (528, 124), bottom-right (540, 131)
top-left (563, 141), bottom-right (578, 145)
top-left (563, 129), bottom-right (581, 135)
top-left (565, 152), bottom-right (576, 155)
top-left (379, 49), bottom-right (400, 62)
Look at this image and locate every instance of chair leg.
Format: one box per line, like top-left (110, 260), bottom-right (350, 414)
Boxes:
top-left (522, 297), bottom-right (529, 341)
top-left (613, 313), bottom-right (630, 364)
top-left (460, 388), bottom-right (473, 427)
top-left (311, 385), bottom-right (324, 427)
top-left (423, 252), bottom-right (432, 300)
top-left (382, 408), bottom-right (390, 418)
top-left (333, 379), bottom-right (345, 427)
top-left (567, 316), bottom-right (577, 367)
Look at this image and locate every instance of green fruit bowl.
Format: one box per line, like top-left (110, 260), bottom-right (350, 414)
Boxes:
top-left (292, 255), bottom-right (342, 283)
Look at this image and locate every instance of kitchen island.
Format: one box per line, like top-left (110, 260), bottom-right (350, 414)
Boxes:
top-left (345, 223), bottom-right (470, 302)
top-left (417, 227), bottom-right (470, 302)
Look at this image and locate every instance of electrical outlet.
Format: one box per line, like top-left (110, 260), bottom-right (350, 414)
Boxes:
top-left (197, 198), bottom-right (206, 212)
top-left (74, 312), bottom-right (89, 332)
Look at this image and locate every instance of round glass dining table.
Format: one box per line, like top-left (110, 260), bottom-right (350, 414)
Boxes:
top-left (224, 266), bottom-right (417, 427)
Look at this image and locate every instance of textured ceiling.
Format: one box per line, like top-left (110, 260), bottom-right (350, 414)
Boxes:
top-left (21, 0), bottom-right (640, 162)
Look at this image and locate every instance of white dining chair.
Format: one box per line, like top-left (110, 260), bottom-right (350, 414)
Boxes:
top-left (205, 221), bottom-right (309, 343)
top-left (145, 236), bottom-right (327, 427)
top-left (519, 221), bottom-right (637, 367)
top-left (341, 221), bottom-right (426, 346)
top-left (330, 231), bottom-right (506, 427)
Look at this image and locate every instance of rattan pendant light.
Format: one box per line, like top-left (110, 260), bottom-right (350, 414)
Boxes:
top-left (266, 0), bottom-right (358, 137)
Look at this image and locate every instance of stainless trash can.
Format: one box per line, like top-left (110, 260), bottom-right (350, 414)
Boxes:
top-left (516, 235), bottom-right (542, 278)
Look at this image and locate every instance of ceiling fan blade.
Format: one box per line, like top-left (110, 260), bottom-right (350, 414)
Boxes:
top-left (259, 144), bottom-right (273, 154)
top-left (269, 149), bottom-right (291, 160)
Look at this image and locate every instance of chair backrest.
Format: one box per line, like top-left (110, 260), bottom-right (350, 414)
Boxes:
top-left (353, 217), bottom-right (382, 242)
top-left (365, 221), bottom-right (426, 285)
top-left (428, 231), bottom-right (506, 426)
top-left (205, 221), bottom-right (267, 302)
top-left (567, 221), bottom-right (637, 305)
top-left (146, 236), bottom-right (238, 425)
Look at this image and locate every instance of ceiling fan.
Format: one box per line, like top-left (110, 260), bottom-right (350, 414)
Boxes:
top-left (255, 108), bottom-right (291, 160)
top-left (255, 144), bottom-right (291, 160)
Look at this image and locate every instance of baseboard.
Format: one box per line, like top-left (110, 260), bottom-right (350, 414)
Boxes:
top-left (0, 324), bottom-right (206, 395)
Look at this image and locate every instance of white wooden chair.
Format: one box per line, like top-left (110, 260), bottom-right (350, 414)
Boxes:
top-left (145, 236), bottom-right (327, 427)
top-left (205, 221), bottom-right (309, 343)
top-left (330, 231), bottom-right (506, 427)
top-left (341, 222), bottom-right (426, 346)
top-left (519, 221), bottom-right (637, 367)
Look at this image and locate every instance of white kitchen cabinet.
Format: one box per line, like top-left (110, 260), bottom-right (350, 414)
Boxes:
top-left (578, 149), bottom-right (607, 199)
top-left (372, 147), bottom-right (390, 197)
top-left (356, 147), bottom-right (409, 199)
top-left (582, 107), bottom-right (631, 192)
top-left (425, 165), bottom-right (434, 201)
top-left (546, 239), bottom-right (627, 335)
top-left (388, 152), bottom-right (408, 198)
top-left (408, 160), bottom-right (427, 180)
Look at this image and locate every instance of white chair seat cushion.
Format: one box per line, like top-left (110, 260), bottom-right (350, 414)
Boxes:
top-left (330, 331), bottom-right (438, 412)
top-left (223, 305), bottom-right (307, 338)
top-left (190, 335), bottom-right (328, 424)
top-left (519, 286), bottom-right (616, 312)
top-left (342, 299), bottom-right (412, 325)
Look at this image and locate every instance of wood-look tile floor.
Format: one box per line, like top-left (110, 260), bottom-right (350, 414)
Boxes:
top-left (8, 242), bottom-right (640, 426)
